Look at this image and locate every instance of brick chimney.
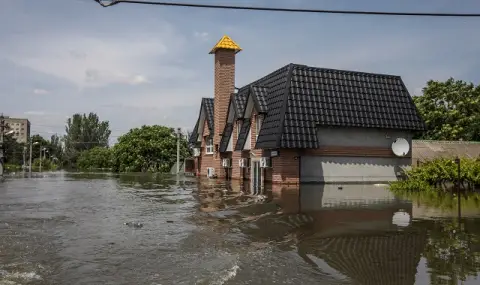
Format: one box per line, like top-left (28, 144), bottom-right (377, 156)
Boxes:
top-left (209, 35), bottom-right (241, 151)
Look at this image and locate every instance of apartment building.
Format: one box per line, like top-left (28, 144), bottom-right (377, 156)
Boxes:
top-left (4, 117), bottom-right (31, 143)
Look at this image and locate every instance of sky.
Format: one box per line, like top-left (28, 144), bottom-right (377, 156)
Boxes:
top-left (1, 0), bottom-right (479, 144)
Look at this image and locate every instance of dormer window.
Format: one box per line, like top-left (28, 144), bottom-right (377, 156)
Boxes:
top-left (255, 115), bottom-right (263, 141)
top-left (237, 121), bottom-right (242, 137)
top-left (205, 137), bottom-right (214, 154)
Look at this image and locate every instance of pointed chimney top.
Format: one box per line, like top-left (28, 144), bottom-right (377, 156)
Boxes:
top-left (209, 35), bottom-right (242, 54)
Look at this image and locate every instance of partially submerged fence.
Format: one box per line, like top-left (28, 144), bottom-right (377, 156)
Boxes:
top-left (412, 140), bottom-right (480, 166)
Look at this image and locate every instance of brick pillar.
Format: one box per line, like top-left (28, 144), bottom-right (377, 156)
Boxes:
top-left (210, 35), bottom-right (241, 178)
top-left (213, 49), bottom-right (235, 150)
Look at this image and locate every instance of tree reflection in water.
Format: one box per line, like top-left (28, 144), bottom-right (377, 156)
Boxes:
top-left (421, 218), bottom-right (480, 285)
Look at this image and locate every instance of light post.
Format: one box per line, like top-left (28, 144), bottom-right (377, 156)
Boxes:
top-left (29, 141), bottom-right (39, 175)
top-left (176, 128), bottom-right (181, 174)
top-left (22, 146), bottom-right (27, 172)
top-left (454, 157), bottom-right (461, 222)
top-left (39, 147), bottom-right (48, 172)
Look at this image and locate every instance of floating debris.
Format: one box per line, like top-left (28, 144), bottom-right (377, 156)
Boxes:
top-left (124, 222), bottom-right (143, 228)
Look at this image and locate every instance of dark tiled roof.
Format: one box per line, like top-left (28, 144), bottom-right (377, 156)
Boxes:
top-left (188, 119), bottom-right (199, 145)
top-left (250, 85), bottom-right (269, 113)
top-left (203, 98), bottom-right (214, 132)
top-left (193, 63), bottom-right (426, 151)
top-left (234, 119), bottom-right (252, 151)
top-left (239, 65), bottom-right (292, 149)
top-left (232, 89), bottom-right (248, 118)
top-left (254, 64), bottom-right (426, 149)
top-left (188, 97), bottom-right (214, 145)
top-left (299, 231), bottom-right (426, 285)
top-left (219, 123), bottom-right (234, 152)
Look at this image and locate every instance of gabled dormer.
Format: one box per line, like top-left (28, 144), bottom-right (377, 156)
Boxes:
top-left (219, 90), bottom-right (248, 152)
top-left (218, 96), bottom-right (236, 152)
top-left (188, 98), bottom-right (214, 149)
top-left (234, 85), bottom-right (269, 151)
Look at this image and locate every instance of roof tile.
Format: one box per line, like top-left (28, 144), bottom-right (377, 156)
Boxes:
top-left (187, 98), bottom-right (214, 145)
top-left (235, 120), bottom-right (251, 151)
top-left (279, 65), bottom-right (425, 148)
top-left (219, 123), bottom-right (234, 152)
top-left (209, 35), bottom-right (242, 54)
top-left (192, 63), bottom-right (426, 151)
top-left (233, 89), bottom-right (248, 118)
top-left (250, 85), bottom-right (269, 113)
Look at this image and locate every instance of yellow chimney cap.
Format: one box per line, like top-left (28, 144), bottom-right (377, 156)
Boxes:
top-left (209, 35), bottom-right (242, 54)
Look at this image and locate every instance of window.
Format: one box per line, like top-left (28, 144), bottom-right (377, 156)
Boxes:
top-left (237, 121), bottom-right (242, 137)
top-left (255, 115), bottom-right (263, 141)
top-left (205, 137), bottom-right (214, 154)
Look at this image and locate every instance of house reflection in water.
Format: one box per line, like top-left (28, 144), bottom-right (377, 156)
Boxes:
top-left (270, 184), bottom-right (428, 285)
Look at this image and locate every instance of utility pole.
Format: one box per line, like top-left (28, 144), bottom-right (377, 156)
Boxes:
top-left (455, 157), bottom-right (462, 222)
top-left (29, 140), bottom-right (33, 176)
top-left (39, 147), bottom-right (43, 173)
top-left (22, 146), bottom-right (27, 172)
top-left (0, 114), bottom-right (5, 178)
top-left (176, 128), bottom-right (181, 174)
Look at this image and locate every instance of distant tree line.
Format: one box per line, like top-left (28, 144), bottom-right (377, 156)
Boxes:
top-left (4, 112), bottom-right (190, 173)
top-left (77, 125), bottom-right (190, 172)
top-left (3, 132), bottom-right (63, 171)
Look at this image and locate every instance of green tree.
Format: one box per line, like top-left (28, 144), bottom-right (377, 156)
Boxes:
top-left (48, 134), bottom-right (63, 164)
top-left (111, 125), bottom-right (190, 172)
top-left (77, 146), bottom-right (113, 170)
top-left (30, 134), bottom-right (50, 161)
top-left (32, 157), bottom-right (58, 171)
top-left (3, 133), bottom-right (25, 165)
top-left (414, 78), bottom-right (480, 141)
top-left (63, 112), bottom-right (111, 167)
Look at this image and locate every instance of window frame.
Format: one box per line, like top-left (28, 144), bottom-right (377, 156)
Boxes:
top-left (237, 120), bottom-right (242, 138)
top-left (255, 115), bottom-right (263, 141)
top-left (205, 137), bottom-right (214, 154)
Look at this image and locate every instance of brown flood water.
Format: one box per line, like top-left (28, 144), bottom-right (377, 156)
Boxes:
top-left (1, 172), bottom-right (480, 285)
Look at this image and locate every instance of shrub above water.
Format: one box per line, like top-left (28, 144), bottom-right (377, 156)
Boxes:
top-left (390, 157), bottom-right (480, 192)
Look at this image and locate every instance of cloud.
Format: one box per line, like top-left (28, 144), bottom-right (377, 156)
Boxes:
top-left (2, 22), bottom-right (192, 88)
top-left (33, 88), bottom-right (49, 95)
top-left (129, 75), bottom-right (149, 85)
top-left (194, 31), bottom-right (209, 41)
top-left (24, 111), bottom-right (47, 116)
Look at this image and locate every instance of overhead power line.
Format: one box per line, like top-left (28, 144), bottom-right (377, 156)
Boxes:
top-left (94, 0), bottom-right (480, 17)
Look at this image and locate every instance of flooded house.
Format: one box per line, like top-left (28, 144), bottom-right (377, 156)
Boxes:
top-left (187, 35), bottom-right (425, 185)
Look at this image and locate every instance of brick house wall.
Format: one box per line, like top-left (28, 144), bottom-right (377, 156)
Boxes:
top-left (269, 149), bottom-right (300, 184)
top-left (231, 120), bottom-right (243, 179)
top-left (199, 120), bottom-right (214, 177)
top-left (230, 119), bottom-right (252, 181)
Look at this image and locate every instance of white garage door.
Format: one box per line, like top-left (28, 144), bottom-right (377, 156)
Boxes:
top-left (300, 156), bottom-right (411, 183)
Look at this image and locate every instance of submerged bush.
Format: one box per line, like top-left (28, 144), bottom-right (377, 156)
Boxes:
top-left (390, 157), bottom-right (480, 192)
top-left (389, 179), bottom-right (436, 193)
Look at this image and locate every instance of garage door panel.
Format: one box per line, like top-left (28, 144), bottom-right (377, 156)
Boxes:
top-left (300, 156), bottom-right (411, 183)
